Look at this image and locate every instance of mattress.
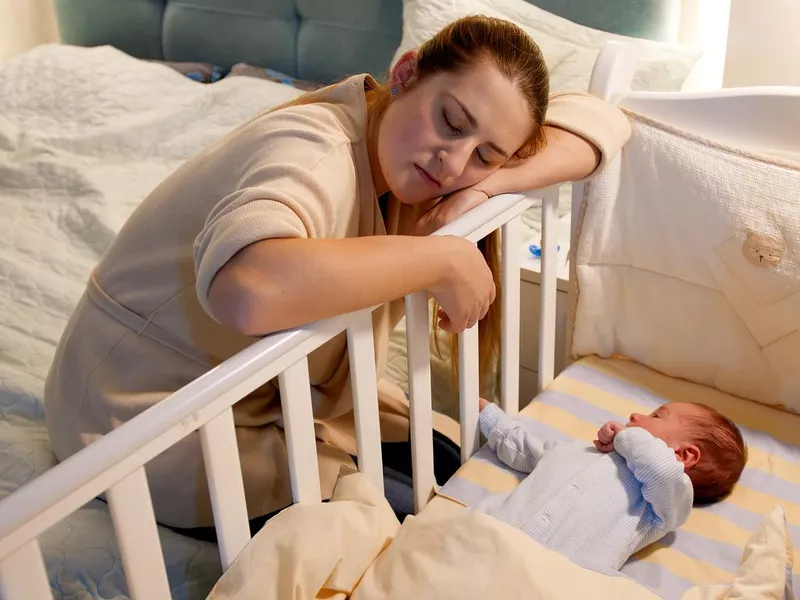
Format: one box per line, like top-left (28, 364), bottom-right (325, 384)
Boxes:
top-left (439, 355), bottom-right (800, 599)
top-left (0, 43), bottom-right (305, 599)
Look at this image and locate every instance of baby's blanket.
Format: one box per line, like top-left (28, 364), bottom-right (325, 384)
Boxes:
top-left (207, 469), bottom-right (792, 600)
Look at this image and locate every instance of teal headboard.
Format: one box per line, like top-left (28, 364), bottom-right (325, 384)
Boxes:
top-left (53, 0), bottom-right (679, 83)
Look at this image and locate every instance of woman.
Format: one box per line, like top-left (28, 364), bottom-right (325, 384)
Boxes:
top-left (44, 16), bottom-right (630, 531)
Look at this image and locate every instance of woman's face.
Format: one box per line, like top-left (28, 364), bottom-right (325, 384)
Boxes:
top-left (377, 57), bottom-right (534, 205)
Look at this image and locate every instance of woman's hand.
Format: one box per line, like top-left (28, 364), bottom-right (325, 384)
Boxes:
top-left (412, 187), bottom-right (490, 237)
top-left (594, 421), bottom-right (626, 453)
top-left (429, 236), bottom-right (496, 334)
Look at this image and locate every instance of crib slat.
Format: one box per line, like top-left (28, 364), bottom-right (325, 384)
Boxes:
top-left (106, 467), bottom-right (171, 600)
top-left (200, 408), bottom-right (251, 570)
top-left (458, 324), bottom-right (480, 462)
top-left (347, 311), bottom-right (385, 494)
top-left (501, 218), bottom-right (522, 415)
top-left (0, 539), bottom-right (51, 599)
top-left (405, 291), bottom-right (436, 512)
top-left (278, 358), bottom-right (322, 504)
top-left (538, 186), bottom-right (560, 391)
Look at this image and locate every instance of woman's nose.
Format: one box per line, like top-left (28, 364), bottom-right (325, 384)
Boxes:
top-left (437, 146), bottom-right (470, 183)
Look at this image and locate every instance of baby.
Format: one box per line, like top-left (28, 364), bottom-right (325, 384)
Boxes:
top-left (477, 399), bottom-right (747, 570)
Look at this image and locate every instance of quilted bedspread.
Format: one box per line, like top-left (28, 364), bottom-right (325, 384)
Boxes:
top-left (0, 43), bottom-right (304, 599)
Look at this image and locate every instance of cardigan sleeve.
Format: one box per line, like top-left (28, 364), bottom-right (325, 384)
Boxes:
top-left (545, 90), bottom-right (632, 180)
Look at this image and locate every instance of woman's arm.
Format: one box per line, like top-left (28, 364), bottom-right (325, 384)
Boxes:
top-left (475, 126), bottom-right (601, 197)
top-left (208, 234), bottom-right (494, 337)
top-left (478, 91), bottom-right (632, 196)
top-left (410, 128), bottom-right (595, 236)
top-left (412, 94), bottom-right (631, 234)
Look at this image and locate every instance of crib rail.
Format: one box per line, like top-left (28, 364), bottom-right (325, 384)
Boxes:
top-left (0, 188), bottom-right (562, 599)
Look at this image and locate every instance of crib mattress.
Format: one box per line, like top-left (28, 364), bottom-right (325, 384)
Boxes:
top-left (438, 356), bottom-right (800, 599)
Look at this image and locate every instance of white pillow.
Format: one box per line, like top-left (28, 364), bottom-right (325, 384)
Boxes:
top-left (394, 0), bottom-right (701, 92)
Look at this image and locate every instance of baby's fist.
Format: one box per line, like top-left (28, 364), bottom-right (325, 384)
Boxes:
top-left (594, 421), bottom-right (626, 453)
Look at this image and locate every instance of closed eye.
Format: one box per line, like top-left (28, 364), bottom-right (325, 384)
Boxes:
top-left (442, 108), bottom-right (461, 135)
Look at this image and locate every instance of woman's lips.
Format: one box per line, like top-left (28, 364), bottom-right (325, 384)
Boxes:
top-left (415, 164), bottom-right (441, 188)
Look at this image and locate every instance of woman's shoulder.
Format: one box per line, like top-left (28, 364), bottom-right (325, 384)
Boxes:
top-left (242, 74), bottom-right (372, 149)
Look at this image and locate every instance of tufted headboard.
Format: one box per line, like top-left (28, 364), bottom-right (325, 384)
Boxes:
top-left (53, 0), bottom-right (690, 84)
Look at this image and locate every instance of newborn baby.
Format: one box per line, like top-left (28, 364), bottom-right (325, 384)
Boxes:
top-left (477, 399), bottom-right (747, 570)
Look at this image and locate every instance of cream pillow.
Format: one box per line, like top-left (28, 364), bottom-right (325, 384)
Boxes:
top-left (681, 506), bottom-right (794, 600)
top-left (394, 0), bottom-right (701, 92)
top-left (572, 113), bottom-right (800, 410)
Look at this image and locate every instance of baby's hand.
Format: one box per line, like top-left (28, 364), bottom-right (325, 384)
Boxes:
top-left (594, 421), bottom-right (626, 453)
top-left (479, 397), bottom-right (490, 412)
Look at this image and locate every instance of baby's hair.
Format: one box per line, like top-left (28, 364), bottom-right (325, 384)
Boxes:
top-left (684, 405), bottom-right (747, 504)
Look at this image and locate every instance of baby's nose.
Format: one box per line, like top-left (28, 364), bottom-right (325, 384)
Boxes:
top-left (629, 413), bottom-right (643, 423)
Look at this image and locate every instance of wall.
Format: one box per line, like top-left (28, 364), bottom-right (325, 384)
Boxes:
top-left (0, 0), bottom-right (59, 64)
top-left (724, 0), bottom-right (800, 87)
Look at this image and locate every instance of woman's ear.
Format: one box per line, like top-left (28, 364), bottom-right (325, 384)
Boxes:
top-left (389, 50), bottom-right (419, 93)
top-left (676, 443), bottom-right (701, 470)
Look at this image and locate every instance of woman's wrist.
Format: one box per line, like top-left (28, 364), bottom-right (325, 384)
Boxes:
top-left (412, 187), bottom-right (491, 236)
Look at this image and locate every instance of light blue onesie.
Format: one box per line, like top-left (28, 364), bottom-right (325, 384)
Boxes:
top-left (478, 403), bottom-right (693, 570)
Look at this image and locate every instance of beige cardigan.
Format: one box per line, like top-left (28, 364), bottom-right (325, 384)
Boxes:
top-left (44, 74), bottom-right (631, 528)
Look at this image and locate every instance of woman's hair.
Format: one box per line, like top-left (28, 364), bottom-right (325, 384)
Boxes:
top-left (367, 16), bottom-right (550, 389)
top-left (685, 405), bottom-right (748, 504)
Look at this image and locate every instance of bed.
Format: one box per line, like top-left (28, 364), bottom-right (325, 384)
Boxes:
top-left (440, 356), bottom-right (800, 598)
top-left (0, 1), bottom-right (756, 599)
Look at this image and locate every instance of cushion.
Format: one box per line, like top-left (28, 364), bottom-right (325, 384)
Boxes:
top-left (393, 0), bottom-right (701, 92)
top-left (681, 506), bottom-right (794, 600)
top-left (226, 64), bottom-right (325, 91)
top-left (149, 60), bottom-right (224, 83)
top-left (572, 112), bottom-right (800, 411)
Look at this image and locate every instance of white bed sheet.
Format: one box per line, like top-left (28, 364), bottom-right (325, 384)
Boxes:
top-left (0, 43), bottom-right (303, 599)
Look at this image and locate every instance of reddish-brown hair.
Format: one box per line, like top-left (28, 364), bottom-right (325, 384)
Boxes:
top-left (685, 406), bottom-right (748, 504)
top-left (366, 15), bottom-right (550, 388)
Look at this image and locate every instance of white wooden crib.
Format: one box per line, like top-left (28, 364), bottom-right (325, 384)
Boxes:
top-left (1, 43), bottom-right (798, 600)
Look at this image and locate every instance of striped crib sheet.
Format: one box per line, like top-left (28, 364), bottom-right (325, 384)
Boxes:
top-left (438, 356), bottom-right (800, 599)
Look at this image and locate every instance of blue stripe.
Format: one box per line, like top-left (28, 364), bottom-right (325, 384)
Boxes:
top-left (621, 558), bottom-right (695, 600)
top-left (567, 363), bottom-right (800, 463)
top-left (467, 450), bottom-right (527, 477)
top-left (536, 389), bottom-right (636, 428)
top-left (439, 474), bottom-right (497, 506)
top-left (737, 468), bottom-right (800, 513)
top-left (698, 500), bottom-right (800, 547)
top-left (565, 363), bottom-right (667, 407)
top-left (502, 414), bottom-right (575, 444)
top-left (658, 528), bottom-right (747, 575)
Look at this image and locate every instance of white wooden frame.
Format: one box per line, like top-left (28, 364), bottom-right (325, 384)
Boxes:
top-left (0, 183), bottom-right (561, 597)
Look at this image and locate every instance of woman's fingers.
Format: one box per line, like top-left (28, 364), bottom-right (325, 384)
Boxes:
top-left (438, 305), bottom-right (485, 333)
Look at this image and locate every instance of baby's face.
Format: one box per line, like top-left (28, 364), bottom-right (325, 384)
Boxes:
top-left (627, 403), bottom-right (704, 451)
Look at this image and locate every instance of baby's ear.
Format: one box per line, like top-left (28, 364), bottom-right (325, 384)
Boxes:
top-left (676, 443), bottom-right (701, 469)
